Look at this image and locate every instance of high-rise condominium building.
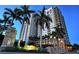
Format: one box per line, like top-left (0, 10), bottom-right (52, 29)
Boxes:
top-left (42, 7), bottom-right (70, 49)
top-left (28, 7), bottom-right (70, 49)
top-left (54, 7), bottom-right (70, 45)
top-left (19, 7), bottom-right (70, 49)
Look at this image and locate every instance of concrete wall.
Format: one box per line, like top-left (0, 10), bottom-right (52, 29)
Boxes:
top-left (1, 27), bottom-right (16, 47)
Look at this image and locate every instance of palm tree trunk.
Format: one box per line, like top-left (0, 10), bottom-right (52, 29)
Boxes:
top-left (39, 25), bottom-right (42, 48)
top-left (25, 23), bottom-right (29, 44)
top-left (18, 22), bottom-right (25, 47)
top-left (23, 22), bottom-right (28, 42)
top-left (19, 22), bottom-right (24, 40)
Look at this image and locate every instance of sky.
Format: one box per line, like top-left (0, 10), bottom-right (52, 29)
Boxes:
top-left (0, 5), bottom-right (79, 44)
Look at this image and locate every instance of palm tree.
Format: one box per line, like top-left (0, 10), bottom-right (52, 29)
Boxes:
top-left (3, 7), bottom-right (23, 47)
top-left (0, 15), bottom-right (13, 45)
top-left (12, 5), bottom-right (34, 45)
top-left (20, 5), bottom-right (34, 42)
top-left (0, 5), bottom-right (35, 47)
top-left (0, 15), bottom-right (12, 34)
top-left (3, 15), bottom-right (14, 26)
top-left (34, 6), bottom-right (52, 48)
top-left (4, 8), bottom-right (23, 24)
top-left (0, 18), bottom-right (4, 35)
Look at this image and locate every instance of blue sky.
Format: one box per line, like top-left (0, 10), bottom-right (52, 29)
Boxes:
top-left (0, 5), bottom-right (79, 44)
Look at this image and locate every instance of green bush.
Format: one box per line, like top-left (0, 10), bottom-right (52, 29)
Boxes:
top-left (20, 40), bottom-right (25, 47)
top-left (0, 34), bottom-right (4, 46)
top-left (14, 40), bottom-right (18, 47)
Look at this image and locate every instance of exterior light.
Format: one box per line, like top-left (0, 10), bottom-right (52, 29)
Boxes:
top-left (54, 36), bottom-right (56, 39)
top-left (68, 46), bottom-right (71, 49)
top-left (50, 36), bottom-right (52, 38)
top-left (49, 42), bottom-right (51, 44)
top-left (24, 45), bottom-right (38, 50)
top-left (67, 46), bottom-right (72, 49)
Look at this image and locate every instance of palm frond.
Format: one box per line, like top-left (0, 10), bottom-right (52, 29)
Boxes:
top-left (24, 17), bottom-right (30, 24)
top-left (42, 6), bottom-right (46, 14)
top-left (0, 19), bottom-right (4, 23)
top-left (16, 16), bottom-right (23, 24)
top-left (33, 13), bottom-right (39, 17)
top-left (28, 10), bottom-right (35, 13)
top-left (4, 8), bottom-right (14, 15)
top-left (14, 8), bottom-right (22, 16)
top-left (4, 12), bottom-right (11, 15)
top-left (21, 5), bottom-right (29, 10)
top-left (44, 15), bottom-right (52, 22)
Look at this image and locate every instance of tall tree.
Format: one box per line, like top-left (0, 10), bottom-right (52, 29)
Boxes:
top-left (4, 8), bottom-right (23, 24)
top-left (17, 5), bottom-right (35, 44)
top-left (0, 15), bottom-right (12, 35)
top-left (34, 6), bottom-right (52, 48)
top-left (4, 7), bottom-right (25, 47)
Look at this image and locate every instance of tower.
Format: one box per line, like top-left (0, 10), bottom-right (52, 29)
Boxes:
top-left (54, 7), bottom-right (70, 45)
top-left (41, 7), bottom-right (70, 50)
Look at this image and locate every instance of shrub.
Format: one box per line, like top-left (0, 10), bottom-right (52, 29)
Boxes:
top-left (14, 40), bottom-right (18, 47)
top-left (20, 40), bottom-right (25, 47)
